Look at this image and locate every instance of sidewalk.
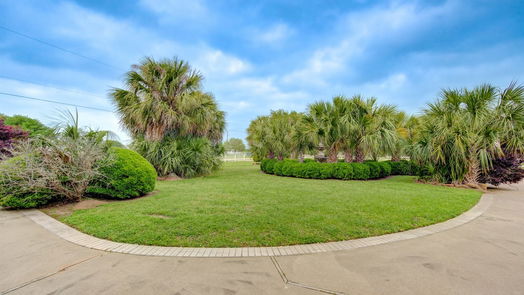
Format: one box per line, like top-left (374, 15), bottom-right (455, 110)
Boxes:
top-left (1, 182), bottom-right (522, 294)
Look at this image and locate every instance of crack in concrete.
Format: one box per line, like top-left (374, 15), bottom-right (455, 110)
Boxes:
top-left (1, 254), bottom-right (103, 294)
top-left (270, 256), bottom-right (346, 295)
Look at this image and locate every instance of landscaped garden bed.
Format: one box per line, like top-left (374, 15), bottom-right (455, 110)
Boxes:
top-left (54, 162), bottom-right (481, 248)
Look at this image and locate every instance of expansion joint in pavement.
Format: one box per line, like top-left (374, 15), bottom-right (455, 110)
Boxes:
top-left (270, 256), bottom-right (346, 295)
top-left (0, 254), bottom-right (103, 295)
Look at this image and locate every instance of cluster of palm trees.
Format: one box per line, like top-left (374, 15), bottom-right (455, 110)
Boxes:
top-left (111, 57), bottom-right (225, 177)
top-left (247, 95), bottom-right (416, 163)
top-left (411, 82), bottom-right (524, 185)
top-left (247, 83), bottom-right (524, 186)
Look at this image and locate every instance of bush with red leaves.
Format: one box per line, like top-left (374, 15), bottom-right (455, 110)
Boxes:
top-left (0, 119), bottom-right (28, 156)
top-left (479, 155), bottom-right (524, 186)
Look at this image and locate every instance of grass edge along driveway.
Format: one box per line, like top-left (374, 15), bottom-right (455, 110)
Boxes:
top-left (57, 162), bottom-right (481, 247)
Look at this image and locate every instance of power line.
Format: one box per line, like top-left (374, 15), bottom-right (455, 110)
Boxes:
top-left (0, 75), bottom-right (108, 100)
top-left (0, 92), bottom-right (112, 112)
top-left (0, 24), bottom-right (124, 72)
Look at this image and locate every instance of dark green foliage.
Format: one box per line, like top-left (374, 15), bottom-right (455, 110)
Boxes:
top-left (351, 163), bottom-right (371, 180)
top-left (378, 162), bottom-right (392, 177)
top-left (260, 159), bottom-right (419, 180)
top-left (88, 148), bottom-right (157, 199)
top-left (303, 162), bottom-right (321, 178)
top-left (318, 163), bottom-right (334, 179)
top-left (365, 162), bottom-right (381, 178)
top-left (260, 158), bottom-right (278, 174)
top-left (387, 160), bottom-right (412, 175)
top-left (273, 161), bottom-right (285, 176)
top-left (0, 192), bottom-right (54, 209)
top-left (133, 136), bottom-right (223, 178)
top-left (332, 163), bottom-right (354, 180)
top-left (281, 160), bottom-right (299, 177)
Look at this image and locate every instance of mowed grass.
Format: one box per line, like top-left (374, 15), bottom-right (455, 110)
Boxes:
top-left (60, 162), bottom-right (481, 247)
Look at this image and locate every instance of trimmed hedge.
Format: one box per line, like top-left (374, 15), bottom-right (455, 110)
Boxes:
top-left (260, 159), bottom-right (419, 180)
top-left (87, 148), bottom-right (157, 199)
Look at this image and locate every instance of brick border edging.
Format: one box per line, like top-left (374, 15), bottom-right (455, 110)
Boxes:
top-left (22, 193), bottom-right (493, 258)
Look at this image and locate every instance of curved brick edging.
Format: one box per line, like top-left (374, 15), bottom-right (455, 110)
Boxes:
top-left (22, 193), bottom-right (493, 258)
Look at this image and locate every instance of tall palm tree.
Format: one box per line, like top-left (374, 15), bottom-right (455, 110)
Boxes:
top-left (421, 84), bottom-right (502, 184)
top-left (346, 96), bottom-right (397, 162)
top-left (305, 100), bottom-right (344, 162)
top-left (111, 57), bottom-right (224, 142)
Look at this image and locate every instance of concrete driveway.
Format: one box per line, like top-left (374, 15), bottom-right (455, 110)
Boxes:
top-left (1, 182), bottom-right (523, 295)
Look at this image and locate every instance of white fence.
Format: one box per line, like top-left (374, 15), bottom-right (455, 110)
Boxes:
top-left (223, 151), bottom-right (252, 162)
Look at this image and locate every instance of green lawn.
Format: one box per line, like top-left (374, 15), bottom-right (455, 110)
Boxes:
top-left (59, 162), bottom-right (481, 247)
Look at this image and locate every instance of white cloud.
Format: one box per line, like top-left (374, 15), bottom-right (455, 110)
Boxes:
top-left (282, 1), bottom-right (457, 88)
top-left (138, 0), bottom-right (210, 24)
top-left (195, 49), bottom-right (251, 76)
top-left (257, 23), bottom-right (293, 44)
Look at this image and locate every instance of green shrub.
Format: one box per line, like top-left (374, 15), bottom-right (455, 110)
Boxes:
top-left (303, 159), bottom-right (315, 163)
top-left (378, 162), bottom-right (392, 177)
top-left (281, 160), bottom-right (298, 176)
top-left (87, 148), bottom-right (157, 199)
top-left (273, 161), bottom-right (283, 175)
top-left (132, 136), bottom-right (222, 178)
top-left (365, 162), bottom-right (381, 178)
top-left (351, 163), bottom-right (371, 180)
top-left (259, 159), bottom-right (417, 180)
top-left (0, 192), bottom-right (54, 209)
top-left (303, 162), bottom-right (321, 178)
top-left (386, 160), bottom-right (413, 175)
top-left (332, 163), bottom-right (354, 180)
top-left (318, 163), bottom-right (334, 179)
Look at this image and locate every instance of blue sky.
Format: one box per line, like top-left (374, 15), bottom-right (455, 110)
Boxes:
top-left (1, 0), bottom-right (523, 143)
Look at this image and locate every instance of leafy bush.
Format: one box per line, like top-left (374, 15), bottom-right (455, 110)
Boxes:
top-left (133, 136), bottom-right (222, 178)
top-left (87, 148), bottom-right (157, 199)
top-left (3, 115), bottom-right (54, 137)
top-left (365, 162), bottom-right (381, 178)
top-left (479, 155), bottom-right (524, 185)
top-left (273, 161), bottom-right (285, 176)
top-left (0, 156), bottom-right (54, 208)
top-left (378, 161), bottom-right (392, 177)
top-left (281, 160), bottom-right (299, 177)
top-left (303, 162), bottom-right (321, 178)
top-left (0, 119), bottom-right (28, 156)
top-left (332, 163), bottom-right (354, 180)
top-left (259, 159), bottom-right (416, 181)
top-left (388, 160), bottom-right (412, 175)
top-left (351, 163), bottom-right (371, 180)
top-left (0, 137), bottom-right (107, 208)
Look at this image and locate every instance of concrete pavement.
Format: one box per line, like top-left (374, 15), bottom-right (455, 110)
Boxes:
top-left (1, 181), bottom-right (523, 295)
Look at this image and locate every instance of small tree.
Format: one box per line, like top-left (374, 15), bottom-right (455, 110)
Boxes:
top-left (224, 138), bottom-right (246, 152)
top-left (0, 119), bottom-right (28, 156)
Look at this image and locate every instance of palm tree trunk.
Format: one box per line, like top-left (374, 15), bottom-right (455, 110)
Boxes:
top-left (354, 147), bottom-right (365, 162)
top-left (327, 146), bottom-right (338, 163)
top-left (391, 154), bottom-right (401, 162)
top-left (298, 152), bottom-right (304, 163)
top-left (277, 154), bottom-right (284, 161)
top-left (464, 153), bottom-right (480, 185)
top-left (344, 150), bottom-right (353, 162)
top-left (268, 151), bottom-right (275, 159)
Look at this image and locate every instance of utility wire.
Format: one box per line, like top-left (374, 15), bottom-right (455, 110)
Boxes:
top-left (0, 24), bottom-right (124, 72)
top-left (0, 75), bottom-right (108, 100)
top-left (0, 92), bottom-right (112, 112)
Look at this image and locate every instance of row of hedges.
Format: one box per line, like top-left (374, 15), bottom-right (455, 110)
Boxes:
top-left (260, 159), bottom-right (424, 180)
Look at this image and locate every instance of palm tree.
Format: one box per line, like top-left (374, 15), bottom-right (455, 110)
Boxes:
top-left (111, 57), bottom-right (224, 142)
top-left (111, 57), bottom-right (225, 177)
top-left (420, 84), bottom-right (502, 184)
top-left (345, 96), bottom-right (397, 162)
top-left (305, 100), bottom-right (344, 162)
